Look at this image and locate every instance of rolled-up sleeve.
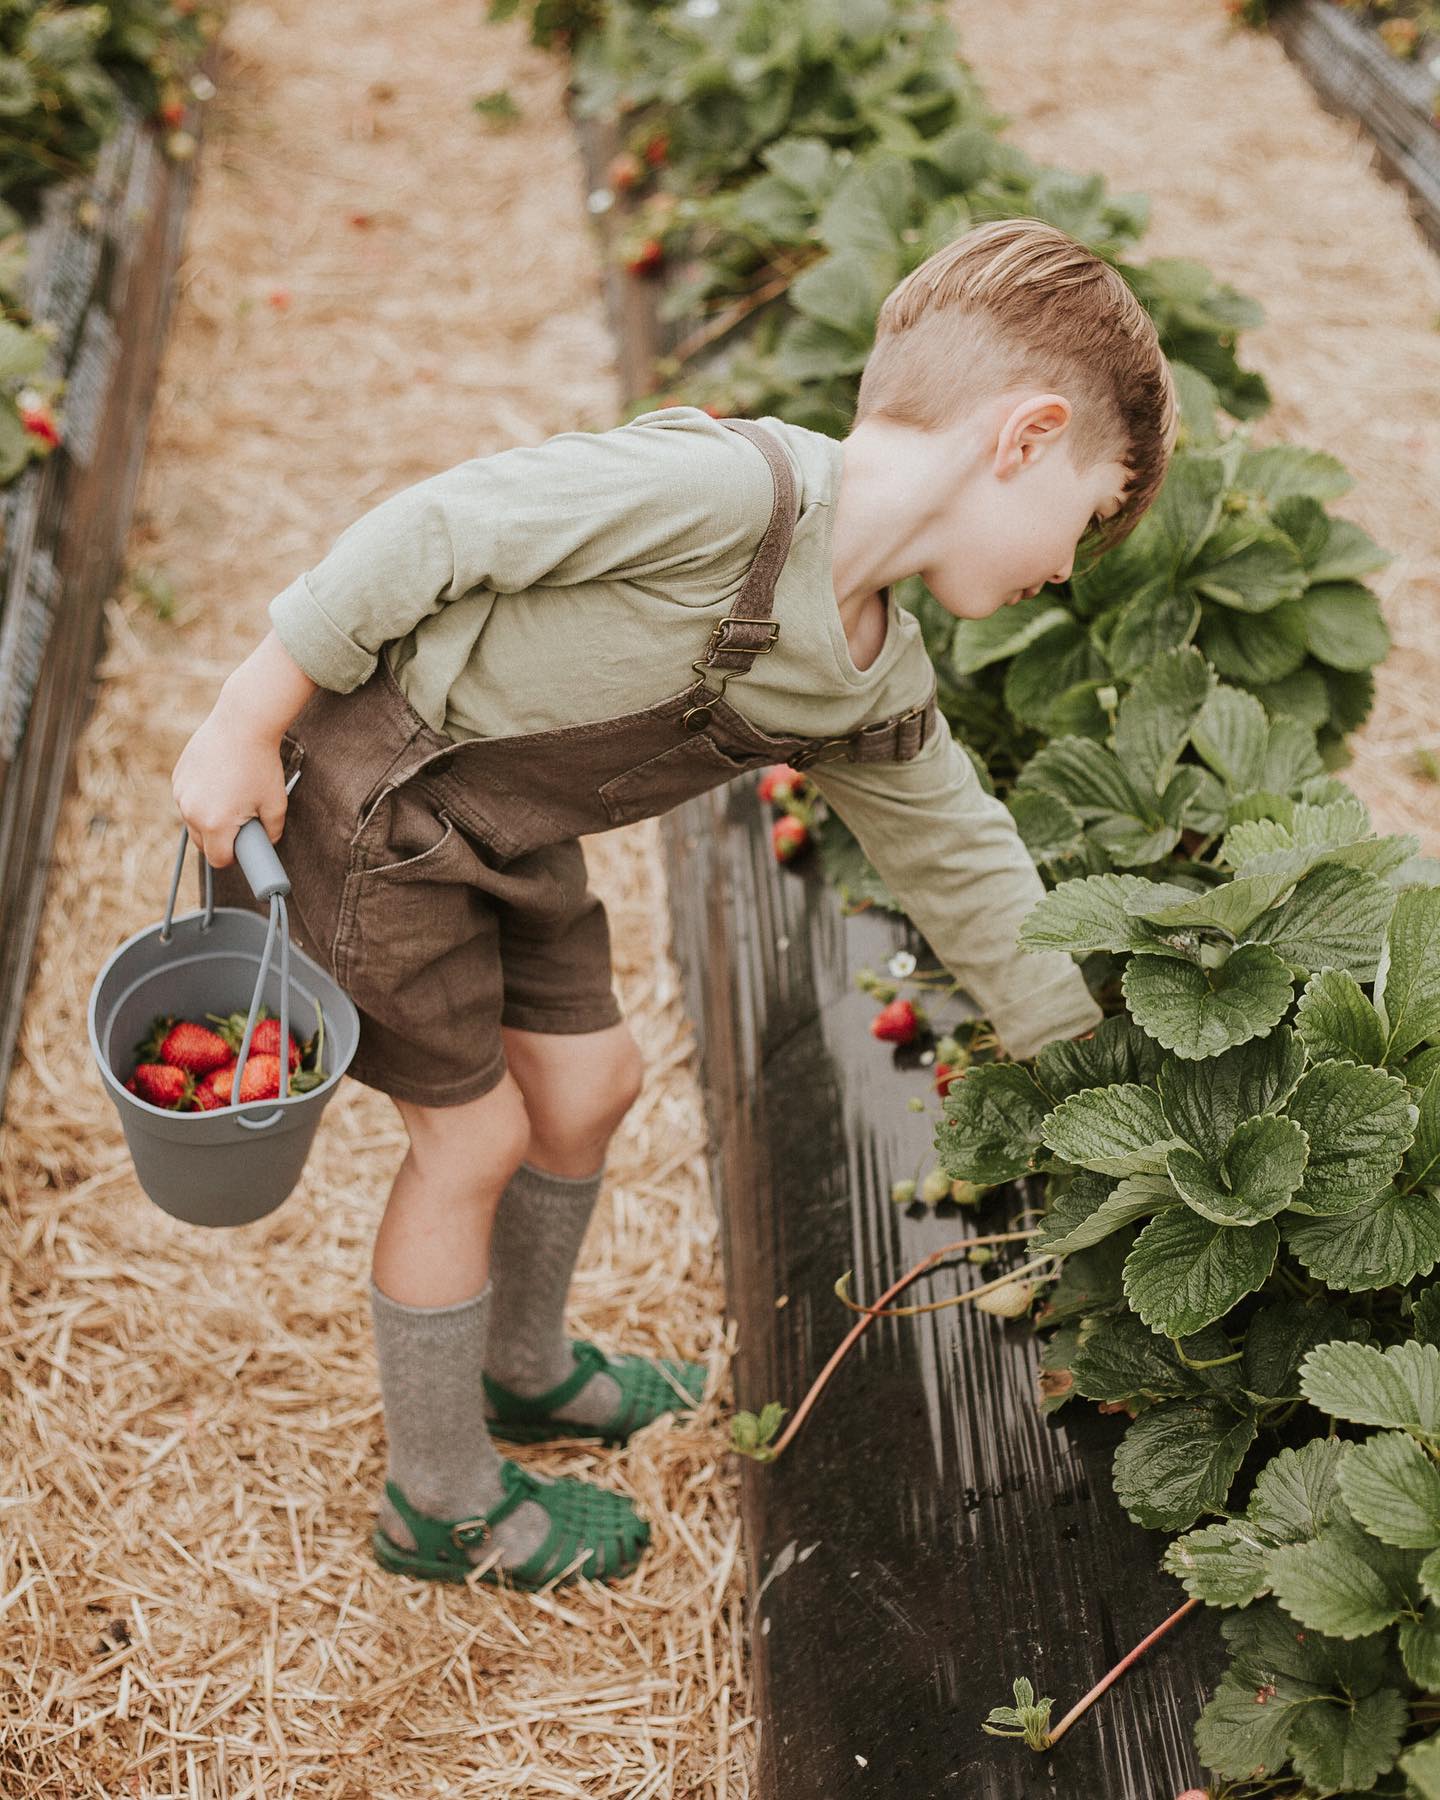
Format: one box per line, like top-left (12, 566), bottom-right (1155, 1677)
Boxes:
top-left (805, 718), bottom-right (1103, 1062)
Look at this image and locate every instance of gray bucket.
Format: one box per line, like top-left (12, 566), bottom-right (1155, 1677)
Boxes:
top-left (87, 780), bottom-right (360, 1228)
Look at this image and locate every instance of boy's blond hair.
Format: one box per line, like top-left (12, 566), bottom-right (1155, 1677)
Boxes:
top-left (854, 218), bottom-right (1181, 562)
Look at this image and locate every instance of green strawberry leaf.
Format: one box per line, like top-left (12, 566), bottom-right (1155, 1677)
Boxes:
top-left (1199, 602), bottom-right (1308, 686)
top-left (1111, 1394), bottom-right (1258, 1530)
top-left (1027, 1172), bottom-right (1177, 1258)
top-left (1018, 872), bottom-right (1173, 957)
top-left (1399, 1606), bottom-right (1440, 1691)
top-left (1404, 1070), bottom-right (1440, 1194)
top-left (934, 1062), bottom-right (1048, 1185)
top-left (1375, 886), bottom-right (1440, 1064)
top-left (1402, 1730), bottom-right (1440, 1798)
top-left (1299, 580), bottom-right (1392, 672)
top-left (1040, 1082), bottom-right (1182, 1177)
top-left (1122, 1206), bottom-right (1279, 1337)
top-left (1286, 1684), bottom-right (1409, 1796)
top-left (1033, 1014), bottom-right (1164, 1102)
top-left (1299, 1339), bottom-right (1440, 1436)
top-left (1124, 871), bottom-right (1301, 937)
top-left (1283, 1186), bottom-right (1440, 1292)
top-left (1158, 1027), bottom-right (1306, 1165)
top-left (1006, 789), bottom-right (1085, 868)
top-left (948, 595), bottom-right (1068, 675)
top-left (1336, 1430), bottom-right (1440, 1551)
top-left (1112, 645), bottom-right (1214, 799)
top-left (1190, 683), bottom-right (1269, 793)
top-left (1071, 1310), bottom-right (1238, 1405)
top-left (1245, 863), bottom-right (1396, 982)
top-left (1267, 1512), bottom-right (1425, 1638)
top-left (1242, 1302), bottom-right (1362, 1405)
top-left (1247, 1436), bottom-right (1352, 1540)
top-left (1161, 1517), bottom-right (1278, 1608)
top-left (1294, 969), bottom-right (1387, 1068)
top-left (1283, 1061), bottom-right (1416, 1216)
top-left (1122, 942), bottom-right (1294, 1061)
top-left (1166, 1113), bottom-right (1309, 1226)
top-left (1187, 518), bottom-right (1308, 614)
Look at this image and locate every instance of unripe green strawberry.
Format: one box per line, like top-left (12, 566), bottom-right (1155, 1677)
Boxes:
top-left (919, 1167), bottom-right (951, 1205)
top-left (890, 1178), bottom-right (917, 1206)
top-left (949, 1179), bottom-right (982, 1206)
top-left (967, 1246), bottom-right (995, 1265)
top-left (975, 1278), bottom-right (1034, 1318)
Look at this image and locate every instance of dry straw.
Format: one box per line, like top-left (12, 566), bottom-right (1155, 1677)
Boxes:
top-left (1, 0), bottom-right (752, 1793)
top-left (5, 0), bottom-right (1440, 1794)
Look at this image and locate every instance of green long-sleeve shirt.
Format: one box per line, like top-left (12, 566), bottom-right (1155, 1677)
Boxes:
top-left (267, 404), bottom-right (1101, 1059)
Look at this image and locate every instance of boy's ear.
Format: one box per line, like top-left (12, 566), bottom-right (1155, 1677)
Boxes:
top-left (994, 394), bottom-right (1072, 478)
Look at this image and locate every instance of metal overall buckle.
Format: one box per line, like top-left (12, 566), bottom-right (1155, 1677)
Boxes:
top-left (788, 694), bottom-right (933, 771)
top-left (680, 617), bottom-right (781, 732)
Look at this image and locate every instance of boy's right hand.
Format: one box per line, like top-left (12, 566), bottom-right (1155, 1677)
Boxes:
top-left (171, 704), bottom-right (289, 871)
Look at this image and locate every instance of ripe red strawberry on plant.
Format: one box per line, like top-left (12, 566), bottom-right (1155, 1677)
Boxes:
top-left (758, 764), bottom-right (808, 806)
top-left (607, 150), bottom-right (644, 192)
top-left (771, 816), bottom-right (809, 863)
top-left (625, 238), bottom-right (665, 277)
top-left (870, 998), bottom-right (920, 1045)
top-left (642, 132), bottom-right (668, 167)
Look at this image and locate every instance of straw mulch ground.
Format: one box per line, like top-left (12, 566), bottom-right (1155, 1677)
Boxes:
top-left (0, 2), bottom-right (754, 1795)
top-left (956, 0), bottom-right (1440, 851)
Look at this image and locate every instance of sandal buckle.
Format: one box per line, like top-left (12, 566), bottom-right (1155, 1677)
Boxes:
top-left (450, 1515), bottom-right (492, 1549)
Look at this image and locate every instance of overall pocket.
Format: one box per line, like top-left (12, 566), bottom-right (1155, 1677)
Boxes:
top-left (598, 734), bottom-right (763, 828)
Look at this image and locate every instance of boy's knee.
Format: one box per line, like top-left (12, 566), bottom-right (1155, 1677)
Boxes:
top-left (393, 1072), bottom-right (532, 1185)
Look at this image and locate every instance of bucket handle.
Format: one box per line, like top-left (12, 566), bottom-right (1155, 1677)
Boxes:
top-left (158, 767), bottom-right (304, 1125)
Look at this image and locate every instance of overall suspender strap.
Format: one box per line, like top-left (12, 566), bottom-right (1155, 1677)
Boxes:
top-left (696, 419), bottom-right (797, 673)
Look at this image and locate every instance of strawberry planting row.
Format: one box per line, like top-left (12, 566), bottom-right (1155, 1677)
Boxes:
top-left (1267, 0), bottom-right (1440, 254)
top-left (568, 89), bottom-right (1227, 1800)
top-left (542, 0), bottom-right (1440, 1788)
top-left (0, 86), bottom-right (202, 1114)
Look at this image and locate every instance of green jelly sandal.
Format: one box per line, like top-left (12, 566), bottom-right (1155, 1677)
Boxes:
top-left (483, 1337), bottom-right (707, 1447)
top-left (371, 1460), bottom-right (650, 1589)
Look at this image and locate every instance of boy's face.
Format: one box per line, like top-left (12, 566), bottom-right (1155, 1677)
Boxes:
top-left (920, 392), bottom-right (1133, 622)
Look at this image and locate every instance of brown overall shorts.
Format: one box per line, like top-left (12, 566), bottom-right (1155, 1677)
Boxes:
top-left (204, 418), bottom-right (940, 1107)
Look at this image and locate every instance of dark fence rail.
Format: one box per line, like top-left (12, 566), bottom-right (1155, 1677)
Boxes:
top-left (1272, 0), bottom-right (1440, 254)
top-left (0, 76), bottom-right (206, 1116)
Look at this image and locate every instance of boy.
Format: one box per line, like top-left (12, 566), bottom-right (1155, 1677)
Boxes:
top-left (171, 218), bottom-right (1179, 1590)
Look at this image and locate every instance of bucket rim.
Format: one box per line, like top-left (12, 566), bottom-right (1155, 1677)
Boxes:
top-left (87, 902), bottom-right (358, 1118)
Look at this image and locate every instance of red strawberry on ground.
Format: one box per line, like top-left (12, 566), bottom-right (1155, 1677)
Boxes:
top-left (771, 816), bottom-right (809, 863)
top-left (131, 1064), bottom-right (195, 1109)
top-left (870, 999), bottom-right (920, 1045)
top-left (758, 764), bottom-right (807, 806)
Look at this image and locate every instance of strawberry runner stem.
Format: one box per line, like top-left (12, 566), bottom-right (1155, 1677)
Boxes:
top-left (762, 1229), bottom-right (1050, 1461)
top-left (1043, 1595), bottom-right (1202, 1747)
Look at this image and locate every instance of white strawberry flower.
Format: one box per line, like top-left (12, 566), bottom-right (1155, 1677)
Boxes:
top-left (887, 950), bottom-right (916, 978)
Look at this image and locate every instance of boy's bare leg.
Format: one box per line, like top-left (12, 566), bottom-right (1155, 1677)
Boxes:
top-left (371, 1071), bottom-right (533, 1306)
top-left (499, 1022), bottom-right (646, 1177)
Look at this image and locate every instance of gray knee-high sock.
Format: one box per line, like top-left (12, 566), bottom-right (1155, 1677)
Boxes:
top-left (483, 1159), bottom-right (622, 1425)
top-left (370, 1276), bottom-right (552, 1567)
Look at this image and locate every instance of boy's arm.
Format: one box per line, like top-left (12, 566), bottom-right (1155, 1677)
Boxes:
top-left (265, 420), bottom-right (774, 693)
top-left (803, 715), bottom-right (1102, 1064)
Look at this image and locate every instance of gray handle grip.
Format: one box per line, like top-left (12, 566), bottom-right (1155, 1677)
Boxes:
top-left (231, 815), bottom-right (291, 900)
